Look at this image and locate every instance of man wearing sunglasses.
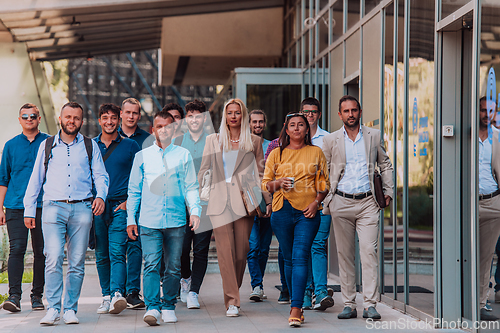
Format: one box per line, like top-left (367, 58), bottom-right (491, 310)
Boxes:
top-left (0, 104), bottom-right (49, 313)
top-left (298, 97), bottom-right (334, 312)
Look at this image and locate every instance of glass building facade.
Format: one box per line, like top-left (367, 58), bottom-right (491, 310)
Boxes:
top-left (268, 0), bottom-right (500, 330)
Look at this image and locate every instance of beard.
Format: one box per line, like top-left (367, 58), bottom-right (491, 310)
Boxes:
top-left (61, 122), bottom-right (82, 135)
top-left (343, 117), bottom-right (360, 129)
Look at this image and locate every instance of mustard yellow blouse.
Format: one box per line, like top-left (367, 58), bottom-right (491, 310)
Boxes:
top-left (262, 145), bottom-right (330, 212)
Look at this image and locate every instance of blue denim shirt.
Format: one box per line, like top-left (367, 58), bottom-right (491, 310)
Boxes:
top-left (127, 141), bottom-right (201, 229)
top-left (0, 132), bottom-right (50, 209)
top-left (24, 132), bottom-right (109, 218)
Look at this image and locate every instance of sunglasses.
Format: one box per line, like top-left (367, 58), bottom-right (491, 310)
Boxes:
top-left (301, 110), bottom-right (319, 115)
top-left (286, 113), bottom-right (305, 119)
top-left (21, 113), bottom-right (38, 120)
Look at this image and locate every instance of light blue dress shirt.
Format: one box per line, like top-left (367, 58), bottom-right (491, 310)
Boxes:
top-left (337, 126), bottom-right (371, 194)
top-left (24, 132), bottom-right (109, 218)
top-left (479, 136), bottom-right (498, 195)
top-left (127, 141), bottom-right (201, 229)
top-left (311, 126), bottom-right (329, 149)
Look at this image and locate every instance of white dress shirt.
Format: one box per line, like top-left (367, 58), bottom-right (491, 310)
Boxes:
top-left (311, 126), bottom-right (329, 149)
top-left (479, 135), bottom-right (498, 195)
top-left (337, 126), bottom-right (371, 194)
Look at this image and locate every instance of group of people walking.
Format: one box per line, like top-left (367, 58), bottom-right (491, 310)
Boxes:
top-left (0, 94), bottom-right (396, 328)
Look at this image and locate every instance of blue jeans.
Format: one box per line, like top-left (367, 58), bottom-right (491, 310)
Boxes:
top-left (271, 200), bottom-right (320, 308)
top-left (94, 204), bottom-right (128, 296)
top-left (42, 200), bottom-right (92, 313)
top-left (141, 225), bottom-right (184, 311)
top-left (306, 211), bottom-right (331, 297)
top-left (278, 246), bottom-right (288, 291)
top-left (495, 235), bottom-right (500, 292)
top-left (126, 212), bottom-right (142, 294)
top-left (247, 216), bottom-right (273, 289)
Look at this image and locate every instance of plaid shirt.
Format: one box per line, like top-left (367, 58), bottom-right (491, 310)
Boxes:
top-left (264, 138), bottom-right (279, 161)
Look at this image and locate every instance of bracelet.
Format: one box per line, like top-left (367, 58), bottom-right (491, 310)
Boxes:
top-left (266, 203), bottom-right (272, 206)
top-left (314, 199), bottom-right (320, 206)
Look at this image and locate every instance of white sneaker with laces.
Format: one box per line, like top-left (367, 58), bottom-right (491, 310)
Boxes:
top-left (180, 277), bottom-right (191, 303)
top-left (249, 286), bottom-right (264, 302)
top-left (187, 291), bottom-right (200, 309)
top-left (109, 291), bottom-right (127, 314)
top-left (162, 309), bottom-right (178, 323)
top-left (63, 309), bottom-right (79, 324)
top-left (40, 308), bottom-right (60, 325)
top-left (143, 309), bottom-right (161, 326)
top-left (226, 305), bottom-right (239, 317)
top-left (97, 295), bottom-right (111, 314)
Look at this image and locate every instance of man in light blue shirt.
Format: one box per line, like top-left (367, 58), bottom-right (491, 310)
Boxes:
top-left (24, 102), bottom-right (109, 326)
top-left (300, 97), bottom-right (334, 311)
top-left (127, 110), bottom-right (201, 326)
top-left (478, 97), bottom-right (500, 321)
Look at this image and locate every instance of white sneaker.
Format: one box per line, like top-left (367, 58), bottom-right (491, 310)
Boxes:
top-left (62, 309), bottom-right (79, 324)
top-left (97, 295), bottom-right (111, 314)
top-left (180, 277), bottom-right (191, 303)
top-left (40, 308), bottom-right (60, 325)
top-left (143, 309), bottom-right (161, 326)
top-left (109, 291), bottom-right (127, 314)
top-left (226, 305), bottom-right (239, 317)
top-left (187, 291), bottom-right (200, 309)
top-left (249, 286), bottom-right (264, 302)
top-left (161, 309), bottom-right (178, 323)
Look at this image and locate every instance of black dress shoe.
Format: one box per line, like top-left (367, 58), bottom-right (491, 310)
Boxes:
top-left (338, 306), bottom-right (357, 319)
top-left (480, 308), bottom-right (499, 321)
top-left (3, 294), bottom-right (21, 312)
top-left (363, 306), bottom-right (381, 320)
top-left (31, 295), bottom-right (45, 310)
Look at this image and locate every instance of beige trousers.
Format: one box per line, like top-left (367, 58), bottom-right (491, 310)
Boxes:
top-left (479, 195), bottom-right (500, 308)
top-left (330, 194), bottom-right (380, 309)
top-left (210, 183), bottom-right (254, 309)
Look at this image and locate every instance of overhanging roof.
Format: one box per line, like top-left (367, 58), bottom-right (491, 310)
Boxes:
top-left (0, 0), bottom-right (284, 61)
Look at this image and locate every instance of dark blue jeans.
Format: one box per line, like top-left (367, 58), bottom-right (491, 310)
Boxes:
top-left (271, 200), bottom-right (320, 308)
top-left (495, 235), bottom-right (500, 292)
top-left (94, 204), bottom-right (128, 296)
top-left (126, 212), bottom-right (142, 294)
top-left (247, 215), bottom-right (273, 289)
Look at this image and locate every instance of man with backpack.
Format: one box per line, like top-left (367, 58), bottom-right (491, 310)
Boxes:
top-left (24, 102), bottom-right (109, 325)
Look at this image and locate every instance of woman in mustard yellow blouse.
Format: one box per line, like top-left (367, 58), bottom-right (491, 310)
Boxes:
top-left (262, 113), bottom-right (330, 327)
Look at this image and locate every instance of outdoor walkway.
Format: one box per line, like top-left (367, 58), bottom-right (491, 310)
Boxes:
top-left (0, 264), bottom-right (464, 333)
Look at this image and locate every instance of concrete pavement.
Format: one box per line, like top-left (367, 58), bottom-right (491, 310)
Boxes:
top-left (0, 264), bottom-right (464, 332)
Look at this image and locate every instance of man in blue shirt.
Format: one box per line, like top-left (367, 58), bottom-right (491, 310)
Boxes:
top-left (247, 109), bottom-right (273, 302)
top-left (24, 102), bottom-right (109, 326)
top-left (300, 97), bottom-right (334, 312)
top-left (117, 97), bottom-right (150, 308)
top-left (94, 103), bottom-right (141, 315)
top-left (0, 103), bottom-right (49, 313)
top-left (175, 100), bottom-right (211, 309)
top-left (127, 110), bottom-right (201, 326)
top-left (478, 97), bottom-right (500, 321)
top-left (118, 97), bottom-right (151, 148)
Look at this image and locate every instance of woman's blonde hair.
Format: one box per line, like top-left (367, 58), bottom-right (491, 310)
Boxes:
top-left (219, 98), bottom-right (253, 152)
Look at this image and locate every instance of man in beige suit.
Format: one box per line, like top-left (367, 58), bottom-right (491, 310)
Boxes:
top-left (322, 95), bottom-right (393, 320)
top-left (478, 96), bottom-right (500, 321)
